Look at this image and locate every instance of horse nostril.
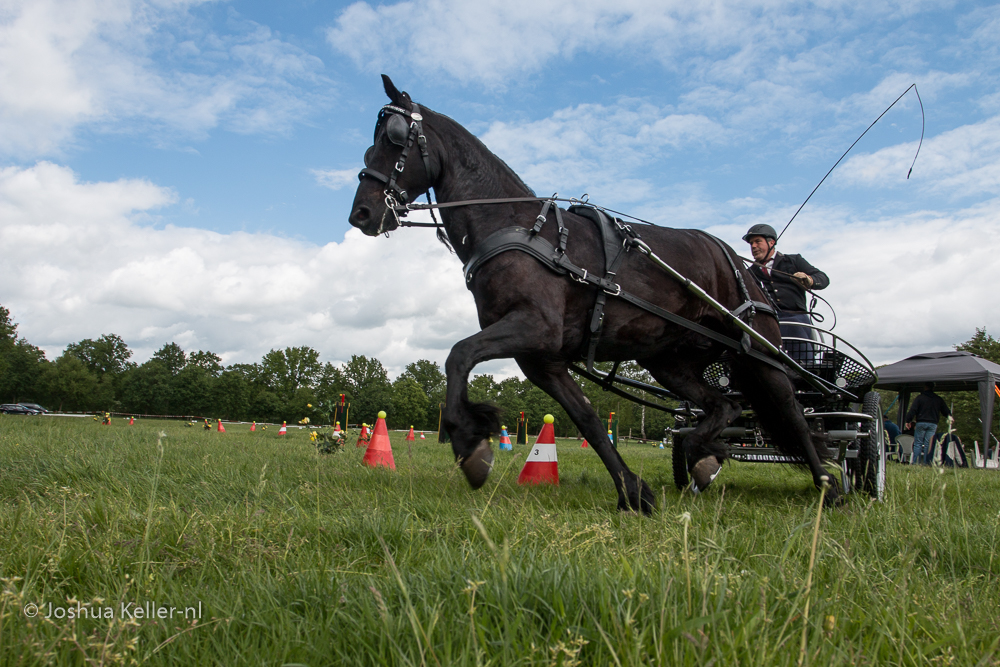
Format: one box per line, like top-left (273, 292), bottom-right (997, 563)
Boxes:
top-left (350, 206), bottom-right (371, 225)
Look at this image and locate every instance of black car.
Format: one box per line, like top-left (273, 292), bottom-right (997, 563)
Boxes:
top-left (0, 404), bottom-right (42, 415)
top-left (18, 403), bottom-right (48, 413)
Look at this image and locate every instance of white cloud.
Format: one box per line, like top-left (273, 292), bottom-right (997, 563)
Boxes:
top-left (0, 0), bottom-right (329, 157)
top-left (0, 162), bottom-right (493, 377)
top-left (834, 115), bottom-right (1000, 199)
top-left (313, 167), bottom-right (361, 191)
top-left (479, 100), bottom-right (724, 202)
top-left (327, 0), bottom-right (939, 86)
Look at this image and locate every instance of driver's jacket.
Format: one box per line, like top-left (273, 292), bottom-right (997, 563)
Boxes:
top-left (748, 252), bottom-right (829, 314)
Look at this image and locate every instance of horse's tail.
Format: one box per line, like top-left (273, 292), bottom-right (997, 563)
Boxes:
top-left (731, 357), bottom-right (833, 464)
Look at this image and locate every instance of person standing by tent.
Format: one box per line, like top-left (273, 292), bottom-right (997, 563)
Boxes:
top-left (744, 224), bottom-right (829, 359)
top-left (905, 382), bottom-right (953, 465)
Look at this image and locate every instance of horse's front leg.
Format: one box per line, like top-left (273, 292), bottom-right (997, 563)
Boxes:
top-left (443, 309), bottom-right (554, 489)
top-left (516, 356), bottom-right (656, 514)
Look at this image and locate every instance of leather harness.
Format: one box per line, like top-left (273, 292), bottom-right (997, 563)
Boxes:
top-left (462, 201), bottom-right (783, 375)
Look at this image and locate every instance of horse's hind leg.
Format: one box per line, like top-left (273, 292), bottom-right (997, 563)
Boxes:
top-left (640, 354), bottom-right (742, 493)
top-left (730, 357), bottom-right (843, 506)
top-left (516, 355), bottom-right (655, 514)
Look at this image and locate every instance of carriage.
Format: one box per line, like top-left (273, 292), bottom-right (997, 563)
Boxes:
top-left (671, 325), bottom-right (887, 500)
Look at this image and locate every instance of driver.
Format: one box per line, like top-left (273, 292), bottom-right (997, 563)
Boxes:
top-left (743, 224), bottom-right (829, 356)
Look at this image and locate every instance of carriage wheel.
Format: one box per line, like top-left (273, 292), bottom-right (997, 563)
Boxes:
top-left (672, 436), bottom-right (689, 490)
top-left (856, 391), bottom-right (886, 500)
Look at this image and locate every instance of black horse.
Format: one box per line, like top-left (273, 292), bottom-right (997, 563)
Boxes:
top-left (349, 76), bottom-right (838, 513)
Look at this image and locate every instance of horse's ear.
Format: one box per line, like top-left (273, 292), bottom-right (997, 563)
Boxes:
top-left (381, 74), bottom-right (412, 109)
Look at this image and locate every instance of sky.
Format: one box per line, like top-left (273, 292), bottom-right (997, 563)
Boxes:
top-left (1, 0), bottom-right (998, 379)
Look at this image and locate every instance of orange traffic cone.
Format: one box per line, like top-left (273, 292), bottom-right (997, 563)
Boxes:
top-left (499, 426), bottom-right (512, 451)
top-left (356, 423), bottom-right (370, 448)
top-left (517, 414), bottom-right (559, 485)
top-left (128, 416), bottom-right (134, 425)
top-left (419, 431), bottom-right (425, 439)
top-left (581, 439), bottom-right (588, 448)
top-left (363, 411), bottom-right (396, 469)
top-left (278, 421), bottom-right (287, 435)
top-left (250, 421), bottom-right (256, 432)
top-left (217, 419), bottom-right (226, 433)
top-left (333, 421), bottom-right (342, 435)
top-left (405, 426), bottom-right (415, 441)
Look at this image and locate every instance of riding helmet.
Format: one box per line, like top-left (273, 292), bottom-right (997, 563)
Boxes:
top-left (742, 223), bottom-right (778, 243)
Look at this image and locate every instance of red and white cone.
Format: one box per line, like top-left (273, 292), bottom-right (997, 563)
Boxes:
top-left (405, 426), bottom-right (415, 441)
top-left (128, 416), bottom-right (134, 425)
top-left (517, 414), bottom-right (559, 485)
top-left (250, 421), bottom-right (256, 432)
top-left (333, 421), bottom-right (342, 436)
top-left (217, 419), bottom-right (226, 433)
top-left (356, 423), bottom-right (370, 448)
top-left (419, 431), bottom-right (426, 439)
top-left (278, 421), bottom-right (287, 435)
top-left (363, 411), bottom-right (396, 470)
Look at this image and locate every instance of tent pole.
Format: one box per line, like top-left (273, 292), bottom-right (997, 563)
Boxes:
top-left (898, 390), bottom-right (911, 429)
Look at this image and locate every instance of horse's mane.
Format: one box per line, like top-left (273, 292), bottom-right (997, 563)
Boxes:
top-left (423, 107), bottom-right (536, 198)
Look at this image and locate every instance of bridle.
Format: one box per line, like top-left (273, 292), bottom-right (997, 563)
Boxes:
top-left (358, 103), bottom-right (436, 234)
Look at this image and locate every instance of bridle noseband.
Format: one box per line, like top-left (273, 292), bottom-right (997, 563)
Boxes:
top-left (358, 103), bottom-right (435, 234)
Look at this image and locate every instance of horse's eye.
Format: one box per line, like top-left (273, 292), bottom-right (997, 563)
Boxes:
top-left (385, 113), bottom-right (409, 146)
top-left (364, 145), bottom-right (375, 167)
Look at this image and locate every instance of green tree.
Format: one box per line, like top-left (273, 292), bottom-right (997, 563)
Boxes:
top-left (259, 347), bottom-right (321, 402)
top-left (401, 359), bottom-right (446, 430)
top-left (944, 328), bottom-right (1000, 446)
top-left (151, 343), bottom-right (187, 375)
top-left (467, 374), bottom-right (499, 404)
top-left (391, 376), bottom-right (430, 430)
top-left (339, 355), bottom-right (393, 425)
top-left (0, 305), bottom-right (49, 404)
top-left (171, 365), bottom-right (216, 417)
top-left (189, 350), bottom-right (223, 377)
top-left (39, 354), bottom-right (110, 411)
top-left (213, 369), bottom-right (252, 421)
top-left (66, 334), bottom-right (135, 377)
top-left (119, 360), bottom-right (173, 414)
top-left (956, 327), bottom-right (1000, 363)
top-left (0, 339), bottom-right (47, 404)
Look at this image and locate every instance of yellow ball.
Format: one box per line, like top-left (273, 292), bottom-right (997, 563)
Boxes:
top-left (544, 414), bottom-right (554, 424)
top-left (307, 403), bottom-right (312, 408)
top-left (378, 411), bottom-right (387, 419)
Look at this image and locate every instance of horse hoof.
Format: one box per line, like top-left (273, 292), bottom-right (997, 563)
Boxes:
top-left (461, 440), bottom-right (494, 489)
top-left (690, 456), bottom-right (722, 494)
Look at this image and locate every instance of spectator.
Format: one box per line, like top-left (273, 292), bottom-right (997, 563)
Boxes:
top-left (905, 382), bottom-right (952, 465)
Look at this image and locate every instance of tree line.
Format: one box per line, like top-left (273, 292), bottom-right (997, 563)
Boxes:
top-left (0, 304), bottom-right (675, 437)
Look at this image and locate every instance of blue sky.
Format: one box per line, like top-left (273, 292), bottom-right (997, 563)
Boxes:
top-left (1, 0), bottom-right (998, 377)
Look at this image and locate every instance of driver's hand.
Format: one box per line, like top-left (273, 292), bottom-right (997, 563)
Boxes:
top-left (947, 415), bottom-right (955, 424)
top-left (792, 272), bottom-right (814, 289)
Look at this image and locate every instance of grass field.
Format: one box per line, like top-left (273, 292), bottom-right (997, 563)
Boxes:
top-left (1, 415), bottom-right (998, 666)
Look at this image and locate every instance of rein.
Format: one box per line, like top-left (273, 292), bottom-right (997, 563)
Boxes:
top-left (357, 109), bottom-right (842, 397)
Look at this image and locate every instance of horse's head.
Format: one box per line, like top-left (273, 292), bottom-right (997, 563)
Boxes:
top-left (349, 75), bottom-right (438, 236)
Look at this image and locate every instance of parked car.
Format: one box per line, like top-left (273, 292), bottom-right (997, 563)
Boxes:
top-left (0, 403), bottom-right (42, 415)
top-left (17, 403), bottom-right (48, 413)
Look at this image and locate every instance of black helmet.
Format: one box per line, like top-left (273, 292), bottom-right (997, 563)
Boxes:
top-left (742, 224), bottom-right (777, 243)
